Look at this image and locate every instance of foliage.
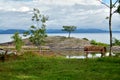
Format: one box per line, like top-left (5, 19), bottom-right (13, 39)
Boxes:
top-left (115, 0), bottom-right (120, 14)
top-left (62, 26), bottom-right (76, 38)
top-left (11, 32), bottom-right (24, 52)
top-left (112, 38), bottom-right (120, 46)
top-left (116, 5), bottom-right (120, 14)
top-left (24, 8), bottom-right (48, 51)
top-left (0, 54), bottom-right (120, 80)
top-left (90, 40), bottom-right (108, 47)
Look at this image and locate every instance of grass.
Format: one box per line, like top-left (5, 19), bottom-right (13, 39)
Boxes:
top-left (0, 52), bottom-right (120, 80)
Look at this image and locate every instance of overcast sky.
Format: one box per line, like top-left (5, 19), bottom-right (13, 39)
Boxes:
top-left (0, 0), bottom-right (120, 30)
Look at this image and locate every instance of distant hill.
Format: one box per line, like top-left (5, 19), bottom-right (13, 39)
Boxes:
top-left (0, 29), bottom-right (120, 34)
top-left (76, 29), bottom-right (107, 33)
top-left (0, 30), bottom-right (4, 32)
top-left (47, 29), bottom-right (107, 33)
top-left (46, 29), bottom-right (120, 33)
top-left (0, 29), bottom-right (26, 34)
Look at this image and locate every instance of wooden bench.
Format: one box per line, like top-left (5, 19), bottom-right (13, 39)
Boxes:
top-left (84, 46), bottom-right (106, 58)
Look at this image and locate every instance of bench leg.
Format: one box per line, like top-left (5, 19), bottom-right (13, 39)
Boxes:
top-left (101, 53), bottom-right (104, 57)
top-left (86, 52), bottom-right (88, 58)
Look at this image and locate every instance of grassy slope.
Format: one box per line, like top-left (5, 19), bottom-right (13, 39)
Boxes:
top-left (0, 53), bottom-right (120, 80)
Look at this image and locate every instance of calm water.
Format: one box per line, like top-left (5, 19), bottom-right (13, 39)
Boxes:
top-left (0, 33), bottom-right (120, 44)
top-left (48, 33), bottom-right (120, 44)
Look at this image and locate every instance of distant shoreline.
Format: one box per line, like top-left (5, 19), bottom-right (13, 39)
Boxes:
top-left (0, 29), bottom-right (120, 34)
top-left (0, 32), bottom-right (120, 34)
top-left (0, 32), bottom-right (120, 44)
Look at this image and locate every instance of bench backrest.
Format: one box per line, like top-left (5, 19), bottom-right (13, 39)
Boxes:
top-left (84, 46), bottom-right (106, 53)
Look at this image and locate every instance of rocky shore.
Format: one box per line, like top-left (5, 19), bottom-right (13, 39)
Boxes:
top-left (0, 36), bottom-right (91, 55)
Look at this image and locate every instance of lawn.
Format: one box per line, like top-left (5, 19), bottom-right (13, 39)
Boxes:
top-left (0, 52), bottom-right (120, 80)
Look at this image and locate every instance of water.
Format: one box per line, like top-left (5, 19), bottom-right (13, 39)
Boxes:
top-left (0, 34), bottom-right (27, 43)
top-left (0, 33), bottom-right (118, 58)
top-left (66, 54), bottom-right (101, 59)
top-left (48, 33), bottom-right (120, 44)
top-left (0, 33), bottom-right (120, 44)
top-left (66, 52), bottom-right (115, 59)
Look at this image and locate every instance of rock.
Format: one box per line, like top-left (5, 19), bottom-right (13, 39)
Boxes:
top-left (45, 36), bottom-right (91, 55)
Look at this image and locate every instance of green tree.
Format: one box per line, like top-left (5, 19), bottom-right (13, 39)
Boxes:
top-left (98, 0), bottom-right (120, 56)
top-left (62, 26), bottom-right (76, 38)
top-left (112, 38), bottom-right (120, 46)
top-left (11, 32), bottom-right (24, 52)
top-left (24, 8), bottom-right (48, 53)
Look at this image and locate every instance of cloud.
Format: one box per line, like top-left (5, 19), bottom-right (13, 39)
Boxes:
top-left (13, 6), bottom-right (31, 12)
top-left (33, 0), bottom-right (100, 5)
top-left (0, 10), bottom-right (32, 29)
top-left (0, 0), bottom-right (33, 2)
top-left (44, 4), bottom-right (109, 29)
top-left (0, 0), bottom-right (120, 31)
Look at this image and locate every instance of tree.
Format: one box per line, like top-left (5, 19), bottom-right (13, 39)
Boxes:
top-left (24, 8), bottom-right (48, 53)
top-left (62, 26), bottom-right (76, 38)
top-left (98, 0), bottom-right (120, 56)
top-left (11, 32), bottom-right (24, 53)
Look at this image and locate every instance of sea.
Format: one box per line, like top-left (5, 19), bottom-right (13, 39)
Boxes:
top-left (0, 33), bottom-right (120, 44)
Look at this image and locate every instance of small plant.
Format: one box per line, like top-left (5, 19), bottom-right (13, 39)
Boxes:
top-left (82, 38), bottom-right (89, 41)
top-left (11, 32), bottom-right (24, 53)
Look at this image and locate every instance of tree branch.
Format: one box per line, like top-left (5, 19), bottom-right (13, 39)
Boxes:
top-left (97, 0), bottom-right (110, 8)
top-left (113, 0), bottom-right (119, 8)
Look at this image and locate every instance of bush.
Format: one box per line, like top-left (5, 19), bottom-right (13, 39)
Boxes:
top-left (90, 40), bottom-right (108, 47)
top-left (112, 38), bottom-right (120, 46)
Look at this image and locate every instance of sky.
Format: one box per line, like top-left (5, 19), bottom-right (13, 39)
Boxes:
top-left (0, 0), bottom-right (120, 31)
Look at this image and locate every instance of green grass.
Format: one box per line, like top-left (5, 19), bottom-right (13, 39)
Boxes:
top-left (0, 52), bottom-right (120, 80)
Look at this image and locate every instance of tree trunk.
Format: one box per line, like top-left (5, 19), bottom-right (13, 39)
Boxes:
top-left (109, 0), bottom-right (113, 56)
top-left (68, 32), bottom-right (71, 38)
top-left (38, 46), bottom-right (42, 54)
